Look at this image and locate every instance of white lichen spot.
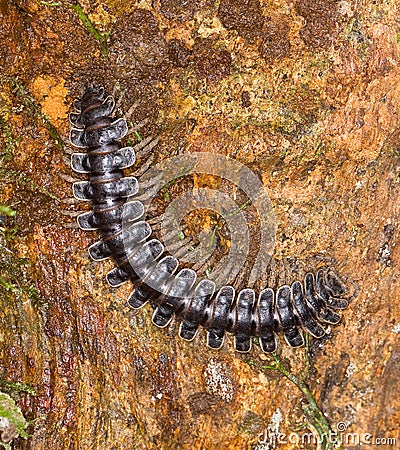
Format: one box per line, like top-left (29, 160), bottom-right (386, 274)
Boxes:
top-left (345, 362), bottom-right (357, 378)
top-left (0, 416), bottom-right (18, 444)
top-left (338, 0), bottom-right (354, 15)
top-left (203, 358), bottom-right (234, 402)
top-left (391, 323), bottom-right (400, 334)
top-left (378, 243), bottom-right (391, 266)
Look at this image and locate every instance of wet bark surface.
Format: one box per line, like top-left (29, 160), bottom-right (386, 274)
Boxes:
top-left (0, 0), bottom-right (399, 449)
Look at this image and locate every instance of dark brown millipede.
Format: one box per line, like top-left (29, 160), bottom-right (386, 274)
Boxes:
top-left (69, 86), bottom-right (352, 353)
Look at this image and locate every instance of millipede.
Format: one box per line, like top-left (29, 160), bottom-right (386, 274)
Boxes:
top-left (68, 86), bottom-right (353, 353)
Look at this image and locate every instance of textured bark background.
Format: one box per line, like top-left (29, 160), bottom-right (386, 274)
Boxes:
top-left (0, 0), bottom-right (399, 449)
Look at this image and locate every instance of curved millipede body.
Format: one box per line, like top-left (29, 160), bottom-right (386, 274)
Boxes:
top-left (69, 86), bottom-right (352, 353)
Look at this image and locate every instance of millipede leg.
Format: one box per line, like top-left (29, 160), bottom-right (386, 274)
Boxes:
top-left (113, 87), bottom-right (126, 113)
top-left (63, 222), bottom-right (81, 229)
top-left (60, 209), bottom-right (82, 218)
top-left (59, 173), bottom-right (81, 183)
top-left (134, 136), bottom-right (160, 157)
top-left (124, 101), bottom-right (140, 120)
top-left (127, 118), bottom-right (149, 136)
top-left (61, 197), bottom-right (82, 205)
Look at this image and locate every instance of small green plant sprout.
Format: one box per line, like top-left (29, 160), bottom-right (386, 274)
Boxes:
top-left (261, 350), bottom-right (341, 450)
top-left (0, 205), bottom-right (16, 218)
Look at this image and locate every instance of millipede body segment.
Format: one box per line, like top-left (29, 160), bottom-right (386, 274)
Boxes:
top-left (69, 86), bottom-right (352, 353)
